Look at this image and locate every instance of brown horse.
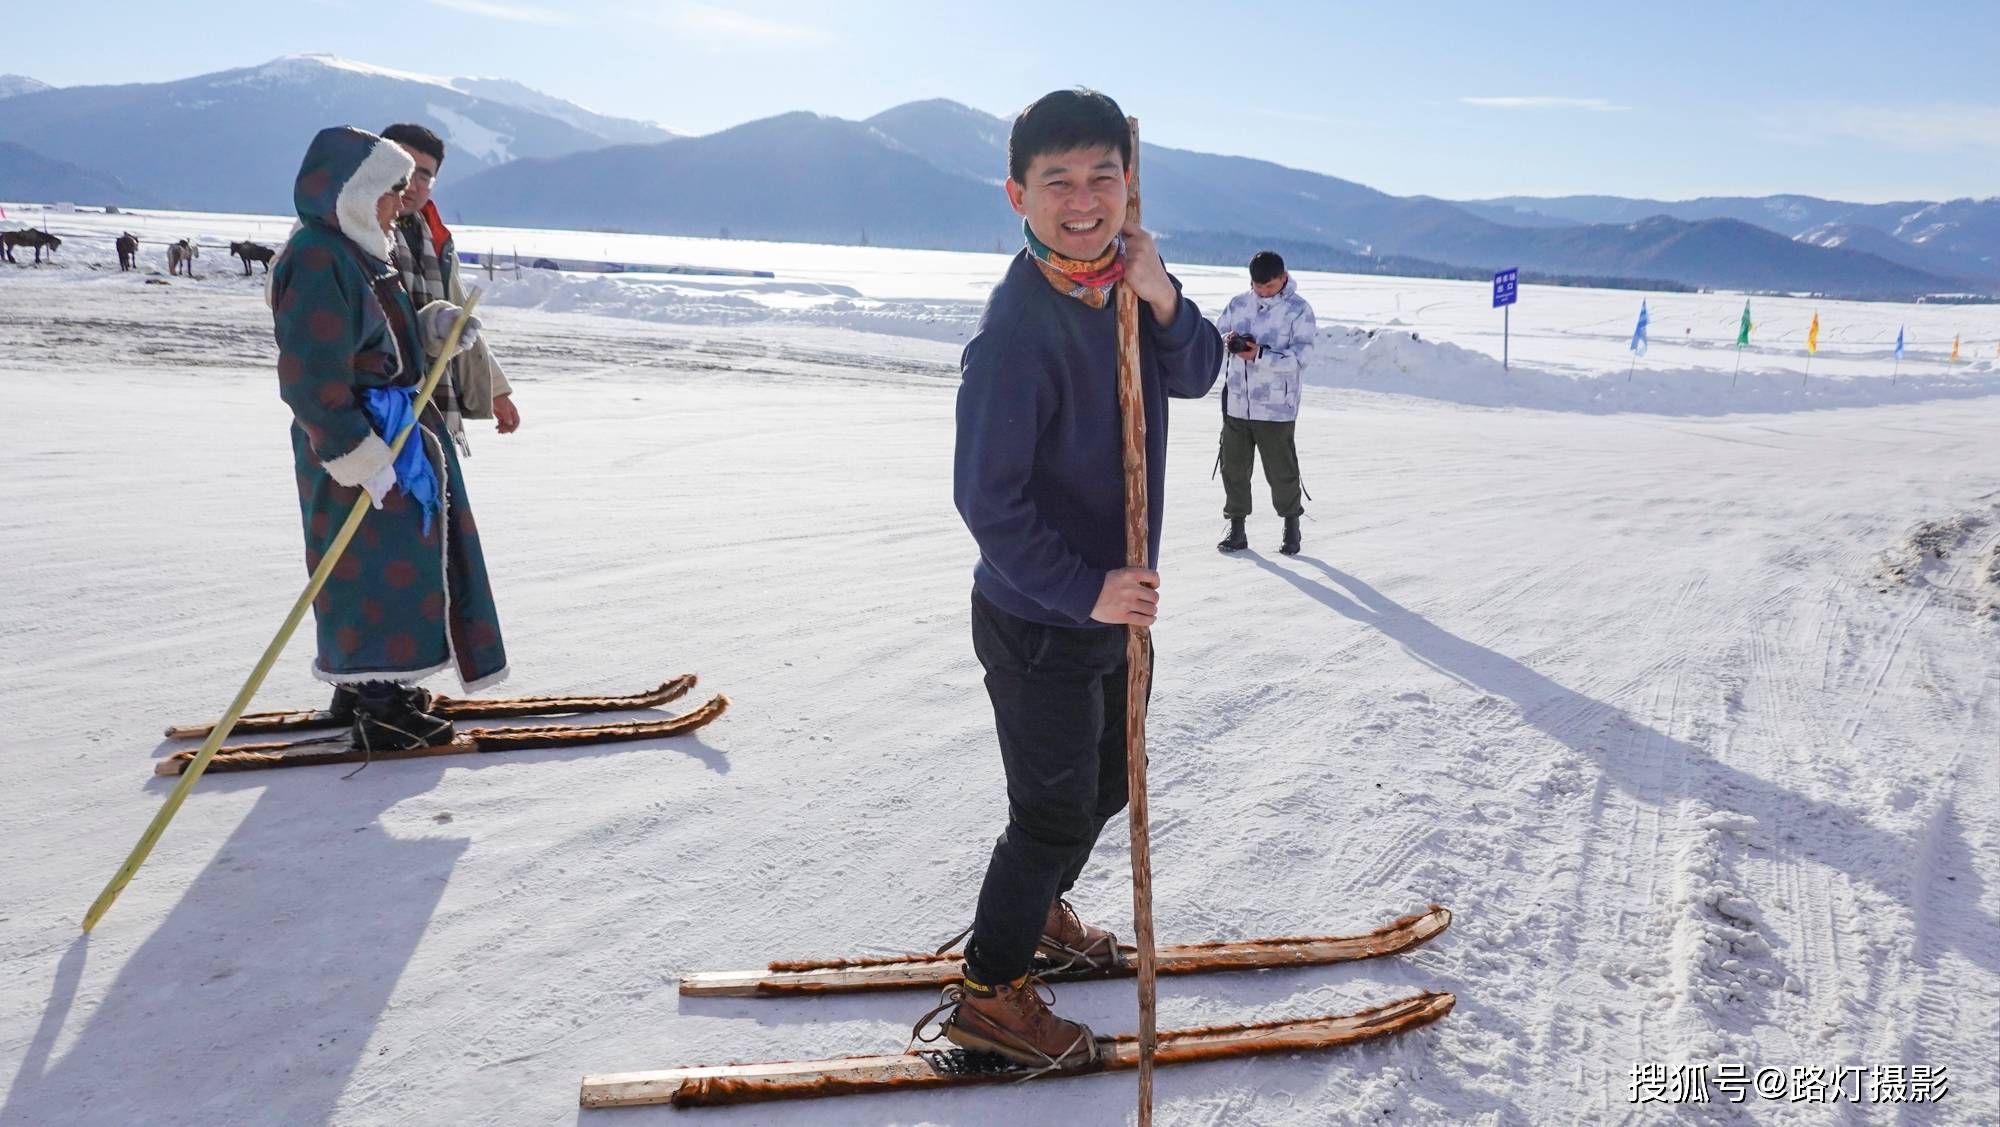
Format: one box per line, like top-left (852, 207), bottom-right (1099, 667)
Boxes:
top-left (116, 232), bottom-right (139, 271)
top-left (1, 229), bottom-right (62, 264)
top-left (167, 238), bottom-right (199, 277)
top-left (230, 240), bottom-right (276, 275)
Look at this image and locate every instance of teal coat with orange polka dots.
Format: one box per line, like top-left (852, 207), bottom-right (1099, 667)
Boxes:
top-left (269, 126), bottom-right (507, 689)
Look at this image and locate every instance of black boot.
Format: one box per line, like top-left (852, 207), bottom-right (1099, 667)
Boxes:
top-left (1280, 514), bottom-right (1302, 556)
top-left (399, 683), bottom-right (439, 714)
top-left (1217, 516), bottom-right (1248, 553)
top-left (326, 685), bottom-right (359, 725)
top-left (350, 681), bottom-right (454, 752)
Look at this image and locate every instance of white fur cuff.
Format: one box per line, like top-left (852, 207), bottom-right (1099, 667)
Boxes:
top-left (322, 432), bottom-right (395, 487)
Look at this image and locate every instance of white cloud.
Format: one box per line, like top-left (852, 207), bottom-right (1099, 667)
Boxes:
top-left (1460, 96), bottom-right (1628, 112)
top-left (429, 0), bottom-right (572, 24)
top-left (1777, 103), bottom-right (2000, 151)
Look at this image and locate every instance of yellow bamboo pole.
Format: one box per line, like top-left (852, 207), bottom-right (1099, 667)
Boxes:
top-left (1113, 116), bottom-right (1158, 1127)
top-left (81, 288), bottom-right (483, 932)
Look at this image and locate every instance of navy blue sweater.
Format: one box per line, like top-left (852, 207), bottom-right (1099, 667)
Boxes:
top-left (955, 250), bottom-right (1224, 627)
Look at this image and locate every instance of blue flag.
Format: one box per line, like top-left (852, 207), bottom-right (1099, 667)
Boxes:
top-left (1630, 300), bottom-right (1649, 357)
top-left (1894, 325), bottom-right (1905, 361)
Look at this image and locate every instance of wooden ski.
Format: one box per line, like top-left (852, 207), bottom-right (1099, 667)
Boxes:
top-left (580, 991), bottom-right (1454, 1109)
top-left (162, 674), bottom-right (698, 739)
top-left (680, 905), bottom-right (1450, 997)
top-left (154, 695), bottom-right (728, 775)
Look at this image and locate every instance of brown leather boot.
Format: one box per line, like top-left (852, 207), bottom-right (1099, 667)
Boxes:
top-left (1039, 898), bottom-right (1122, 972)
top-left (933, 976), bottom-right (1099, 1070)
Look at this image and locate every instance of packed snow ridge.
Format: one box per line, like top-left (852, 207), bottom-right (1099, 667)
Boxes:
top-left (1875, 507), bottom-right (2000, 617)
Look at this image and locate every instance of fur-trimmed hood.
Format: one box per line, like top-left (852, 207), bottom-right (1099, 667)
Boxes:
top-left (291, 126), bottom-right (413, 264)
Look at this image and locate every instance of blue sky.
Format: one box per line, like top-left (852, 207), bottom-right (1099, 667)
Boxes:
top-left (14, 0), bottom-right (1998, 203)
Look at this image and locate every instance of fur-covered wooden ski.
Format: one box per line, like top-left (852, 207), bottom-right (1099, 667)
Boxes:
top-left (580, 991), bottom-right (1453, 1109)
top-left (154, 695), bottom-right (728, 775)
top-left (679, 905), bottom-right (1450, 997)
top-left (161, 674), bottom-right (698, 739)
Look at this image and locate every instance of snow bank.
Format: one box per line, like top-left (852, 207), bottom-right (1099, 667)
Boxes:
top-left (1310, 326), bottom-right (2000, 416)
top-left (476, 271), bottom-right (2000, 415)
top-left (478, 267), bottom-right (985, 344)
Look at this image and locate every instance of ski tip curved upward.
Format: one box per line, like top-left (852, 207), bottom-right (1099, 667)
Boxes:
top-left (1422, 903), bottom-right (1452, 937)
top-left (1373, 903), bottom-right (1452, 950)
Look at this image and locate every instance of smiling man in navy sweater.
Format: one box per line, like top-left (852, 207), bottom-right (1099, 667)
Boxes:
top-left (930, 88), bottom-right (1222, 1070)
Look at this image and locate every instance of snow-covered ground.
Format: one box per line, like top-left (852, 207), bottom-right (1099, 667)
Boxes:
top-left (2, 218), bottom-right (1997, 1126)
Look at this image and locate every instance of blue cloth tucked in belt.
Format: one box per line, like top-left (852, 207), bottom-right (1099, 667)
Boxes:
top-left (361, 385), bottom-right (441, 535)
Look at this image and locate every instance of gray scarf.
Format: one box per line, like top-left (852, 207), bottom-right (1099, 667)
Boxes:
top-left (392, 217), bottom-right (467, 451)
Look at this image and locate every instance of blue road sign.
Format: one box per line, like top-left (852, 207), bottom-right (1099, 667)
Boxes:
top-left (1492, 268), bottom-right (1518, 308)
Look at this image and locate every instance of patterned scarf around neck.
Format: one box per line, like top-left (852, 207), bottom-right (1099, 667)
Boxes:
top-left (392, 216), bottom-right (467, 452)
top-left (1023, 219), bottom-right (1125, 309)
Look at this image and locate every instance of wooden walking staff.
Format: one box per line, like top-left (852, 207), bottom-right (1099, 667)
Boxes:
top-left (1113, 116), bottom-right (1161, 1127)
top-left (81, 289), bottom-right (484, 932)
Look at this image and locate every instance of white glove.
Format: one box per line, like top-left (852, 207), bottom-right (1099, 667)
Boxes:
top-left (362, 462), bottom-right (398, 508)
top-left (420, 301), bottom-right (482, 355)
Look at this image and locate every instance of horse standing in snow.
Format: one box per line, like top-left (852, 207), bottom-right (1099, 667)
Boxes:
top-left (230, 240), bottom-right (275, 275)
top-left (167, 239), bottom-right (199, 277)
top-left (116, 232), bottom-right (139, 271)
top-left (1, 229), bottom-right (62, 264)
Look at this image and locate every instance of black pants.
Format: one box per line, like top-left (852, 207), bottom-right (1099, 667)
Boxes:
top-left (965, 588), bottom-right (1148, 986)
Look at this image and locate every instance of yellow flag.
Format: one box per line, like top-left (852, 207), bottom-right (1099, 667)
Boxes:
top-left (1807, 312), bottom-right (1819, 354)
top-left (1950, 334), bottom-right (1959, 363)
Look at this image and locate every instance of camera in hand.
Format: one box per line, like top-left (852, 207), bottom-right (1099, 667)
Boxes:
top-left (1227, 332), bottom-right (1258, 356)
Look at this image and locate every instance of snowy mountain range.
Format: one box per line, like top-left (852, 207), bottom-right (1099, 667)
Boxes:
top-left (0, 56), bottom-right (673, 214)
top-left (450, 98), bottom-right (1989, 299)
top-left (1460, 194), bottom-right (1999, 287)
top-left (444, 110), bottom-right (1005, 250)
top-left (0, 75), bottom-right (52, 99)
top-left (0, 141), bottom-right (147, 208)
top-left (0, 59), bottom-right (1991, 299)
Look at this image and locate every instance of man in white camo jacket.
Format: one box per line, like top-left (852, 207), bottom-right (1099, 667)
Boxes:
top-left (1214, 250), bottom-right (1317, 555)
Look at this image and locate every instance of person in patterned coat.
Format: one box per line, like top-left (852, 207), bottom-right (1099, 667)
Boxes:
top-left (268, 125), bottom-right (505, 751)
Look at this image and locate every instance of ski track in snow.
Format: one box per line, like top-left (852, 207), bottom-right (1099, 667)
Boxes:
top-left (0, 252), bottom-right (1995, 1127)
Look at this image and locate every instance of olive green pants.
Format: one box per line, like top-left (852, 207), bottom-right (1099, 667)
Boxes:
top-left (1219, 415), bottom-right (1303, 519)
